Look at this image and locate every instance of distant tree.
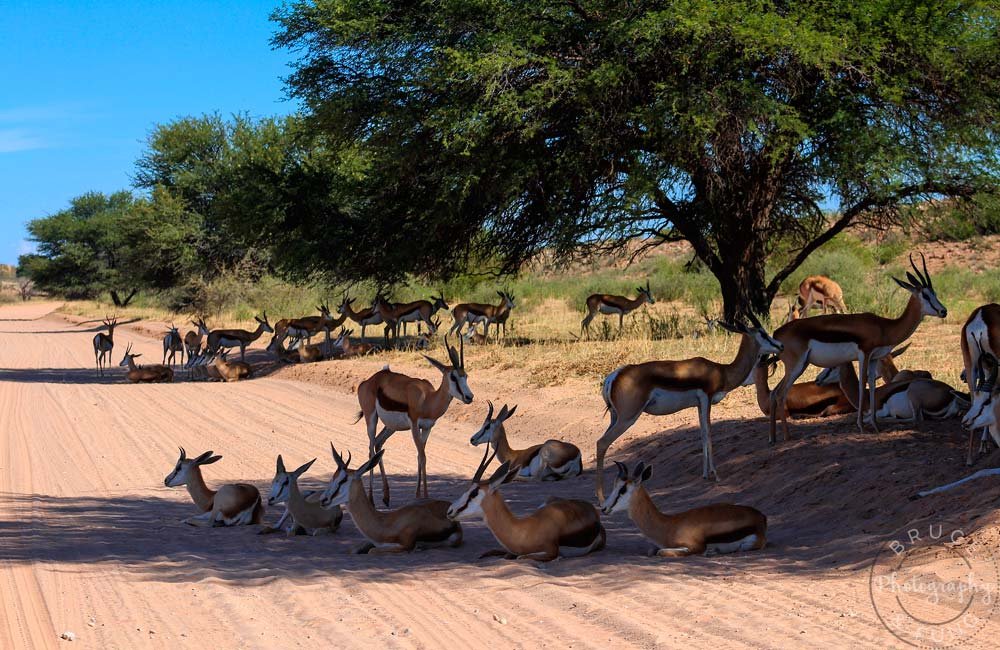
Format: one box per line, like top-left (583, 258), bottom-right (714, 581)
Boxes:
top-left (273, 0), bottom-right (1000, 320)
top-left (16, 278), bottom-right (34, 301)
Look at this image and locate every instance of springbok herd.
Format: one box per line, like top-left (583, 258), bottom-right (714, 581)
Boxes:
top-left (94, 254), bottom-right (1000, 559)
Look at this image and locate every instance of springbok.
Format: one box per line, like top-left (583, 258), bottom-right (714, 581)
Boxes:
top-left (753, 356), bottom-right (855, 418)
top-left (461, 327), bottom-right (488, 345)
top-left (184, 318), bottom-right (208, 359)
top-left (333, 328), bottom-right (377, 358)
top-left (595, 317), bottom-right (782, 497)
top-left (469, 402), bottom-right (582, 480)
top-left (374, 294), bottom-right (449, 342)
top-left (184, 350), bottom-right (223, 382)
top-left (265, 456), bottom-right (342, 536)
top-left (338, 296), bottom-right (385, 339)
top-left (212, 350), bottom-right (252, 382)
top-left (284, 303), bottom-right (344, 346)
top-left (448, 291), bottom-right (515, 339)
top-left (786, 275), bottom-right (847, 322)
top-left (356, 337), bottom-right (473, 505)
top-left (835, 360), bottom-right (967, 426)
top-left (119, 343), bottom-right (173, 383)
top-left (162, 324), bottom-right (185, 366)
top-left (320, 446), bottom-right (462, 554)
top-left (769, 254), bottom-right (946, 442)
top-left (267, 335), bottom-right (328, 364)
top-left (447, 447), bottom-right (605, 561)
top-left (164, 448), bottom-right (263, 527)
top-left (913, 392), bottom-right (1000, 499)
top-left (581, 281), bottom-right (654, 335)
top-left (206, 313), bottom-right (273, 361)
top-left (601, 461), bottom-right (767, 557)
top-left (92, 315), bottom-right (118, 376)
top-left (961, 304), bottom-right (1000, 464)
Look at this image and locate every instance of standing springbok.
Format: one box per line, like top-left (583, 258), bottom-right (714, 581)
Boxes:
top-left (768, 254), bottom-right (946, 443)
top-left (374, 293), bottom-right (449, 342)
top-left (581, 281), bottom-right (654, 335)
top-left (356, 337), bottom-right (473, 505)
top-left (785, 275), bottom-right (847, 322)
top-left (601, 461), bottom-right (767, 557)
top-left (447, 447), bottom-right (605, 561)
top-left (448, 291), bottom-right (515, 339)
top-left (338, 296), bottom-right (385, 339)
top-left (284, 303), bottom-right (344, 346)
top-left (961, 304), bottom-right (1000, 464)
top-left (265, 455), bottom-right (342, 536)
top-left (184, 318), bottom-right (208, 359)
top-left (320, 446), bottom-right (462, 554)
top-left (92, 315), bottom-right (118, 376)
top-left (164, 448), bottom-right (263, 527)
top-left (595, 317), bottom-right (782, 498)
top-left (206, 313), bottom-right (273, 361)
top-left (162, 324), bottom-right (185, 366)
top-left (119, 343), bottom-right (173, 383)
top-left (469, 402), bottom-right (582, 480)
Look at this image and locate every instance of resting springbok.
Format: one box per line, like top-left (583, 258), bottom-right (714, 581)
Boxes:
top-left (267, 335), bottom-right (328, 364)
top-left (356, 337), bottom-right (473, 505)
top-left (769, 254), bottom-right (946, 442)
top-left (162, 324), bottom-right (185, 366)
top-left (595, 317), bottom-right (782, 497)
top-left (601, 461), bottom-right (767, 557)
top-left (92, 315), bottom-right (118, 376)
top-left (461, 327), bottom-right (488, 345)
top-left (753, 356), bottom-right (854, 418)
top-left (338, 296), bottom-right (385, 339)
top-left (211, 350), bottom-right (252, 382)
top-left (320, 446), bottom-right (462, 554)
top-left (184, 350), bottom-right (223, 381)
top-left (264, 455), bottom-right (342, 536)
top-left (470, 402), bottom-right (582, 480)
top-left (374, 293), bottom-right (449, 342)
top-left (786, 275), bottom-right (847, 322)
top-left (119, 343), bottom-right (173, 383)
top-left (164, 448), bottom-right (264, 527)
top-left (581, 281), bottom-right (654, 335)
top-left (184, 318), bottom-right (208, 359)
top-left (961, 304), bottom-right (1000, 464)
top-left (447, 447), bottom-right (605, 561)
top-left (333, 328), bottom-right (377, 358)
top-left (835, 360), bottom-right (967, 426)
top-left (206, 313), bottom-right (273, 361)
top-left (448, 291), bottom-right (515, 339)
top-left (913, 391), bottom-right (1000, 499)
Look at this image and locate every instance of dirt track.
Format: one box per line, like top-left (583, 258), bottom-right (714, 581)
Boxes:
top-left (1, 301), bottom-right (999, 649)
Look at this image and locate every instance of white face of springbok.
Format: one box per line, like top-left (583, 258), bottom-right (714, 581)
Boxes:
top-left (469, 401), bottom-right (517, 446)
top-left (164, 448), bottom-right (221, 487)
top-left (892, 253), bottom-right (948, 318)
top-left (498, 291), bottom-right (515, 310)
top-left (600, 461), bottom-right (652, 515)
top-left (319, 445), bottom-right (380, 509)
top-left (424, 339), bottom-right (473, 404)
top-left (447, 449), bottom-right (515, 521)
top-left (963, 349), bottom-right (997, 428)
top-left (118, 343), bottom-right (141, 367)
top-left (968, 393), bottom-right (998, 430)
top-left (267, 455), bottom-right (316, 506)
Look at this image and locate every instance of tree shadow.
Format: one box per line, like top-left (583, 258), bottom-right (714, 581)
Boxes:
top-left (0, 317), bottom-right (142, 335)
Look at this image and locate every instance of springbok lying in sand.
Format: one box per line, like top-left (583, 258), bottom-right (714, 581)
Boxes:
top-left (264, 455), bottom-right (342, 536)
top-left (469, 402), bottom-right (582, 481)
top-left (320, 446), bottom-right (462, 554)
top-left (119, 343), bottom-right (173, 383)
top-left (164, 448), bottom-right (263, 527)
top-left (601, 461), bottom-right (767, 557)
top-left (447, 447), bottom-right (605, 562)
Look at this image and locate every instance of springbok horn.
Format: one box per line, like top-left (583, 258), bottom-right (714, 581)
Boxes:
top-left (614, 460), bottom-right (628, 479)
top-left (486, 400), bottom-right (495, 420)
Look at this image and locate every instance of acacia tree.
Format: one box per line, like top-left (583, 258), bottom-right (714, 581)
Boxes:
top-left (273, 0), bottom-right (999, 319)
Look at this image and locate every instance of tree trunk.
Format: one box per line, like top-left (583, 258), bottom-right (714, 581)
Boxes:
top-left (711, 228), bottom-right (775, 324)
top-left (110, 289), bottom-right (137, 308)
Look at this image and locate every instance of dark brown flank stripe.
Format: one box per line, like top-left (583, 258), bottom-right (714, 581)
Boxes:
top-left (376, 387), bottom-right (410, 413)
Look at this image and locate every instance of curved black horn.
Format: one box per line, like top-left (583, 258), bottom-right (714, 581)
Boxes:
top-left (614, 460), bottom-right (628, 479)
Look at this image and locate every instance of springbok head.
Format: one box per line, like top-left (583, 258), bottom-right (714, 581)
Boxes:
top-left (191, 317), bottom-right (210, 336)
top-left (103, 315), bottom-right (119, 334)
top-left (432, 292), bottom-right (449, 311)
top-left (891, 253), bottom-right (947, 318)
top-left (254, 312), bottom-right (274, 333)
top-left (164, 447), bottom-right (221, 487)
top-left (118, 343), bottom-right (141, 367)
top-left (469, 401), bottom-right (517, 446)
top-left (497, 290), bottom-right (515, 309)
top-left (717, 314), bottom-right (783, 357)
top-left (963, 334), bottom-right (998, 428)
top-left (447, 445), bottom-right (516, 521)
top-left (424, 336), bottom-right (473, 403)
top-left (320, 444), bottom-right (381, 509)
top-left (637, 280), bottom-right (654, 304)
top-left (267, 455), bottom-right (317, 506)
top-left (601, 461), bottom-right (653, 515)
top-left (337, 296), bottom-right (354, 315)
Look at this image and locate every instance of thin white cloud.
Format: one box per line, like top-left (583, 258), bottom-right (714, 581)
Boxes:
top-left (0, 102), bottom-right (99, 124)
top-left (0, 128), bottom-right (47, 153)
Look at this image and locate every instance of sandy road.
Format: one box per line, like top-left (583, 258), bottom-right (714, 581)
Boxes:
top-left (1, 301), bottom-right (997, 649)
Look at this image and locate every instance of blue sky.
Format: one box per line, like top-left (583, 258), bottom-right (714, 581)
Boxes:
top-left (0, 1), bottom-right (296, 264)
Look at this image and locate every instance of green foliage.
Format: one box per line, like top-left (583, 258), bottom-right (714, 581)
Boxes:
top-left (906, 194), bottom-right (1000, 241)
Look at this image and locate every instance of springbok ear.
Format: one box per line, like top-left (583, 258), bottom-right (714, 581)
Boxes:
top-left (487, 461), bottom-right (517, 489)
top-left (199, 455), bottom-right (222, 465)
top-left (633, 461), bottom-right (646, 479)
top-left (276, 455), bottom-right (286, 474)
top-left (423, 355), bottom-right (449, 373)
top-left (640, 465), bottom-right (653, 483)
top-left (892, 276), bottom-right (914, 291)
top-left (716, 321), bottom-right (741, 334)
top-left (356, 448), bottom-right (384, 475)
top-left (293, 458), bottom-right (316, 477)
top-left (501, 404), bottom-right (517, 420)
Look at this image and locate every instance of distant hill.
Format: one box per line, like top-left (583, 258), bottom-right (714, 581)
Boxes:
top-left (0, 264), bottom-right (16, 280)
